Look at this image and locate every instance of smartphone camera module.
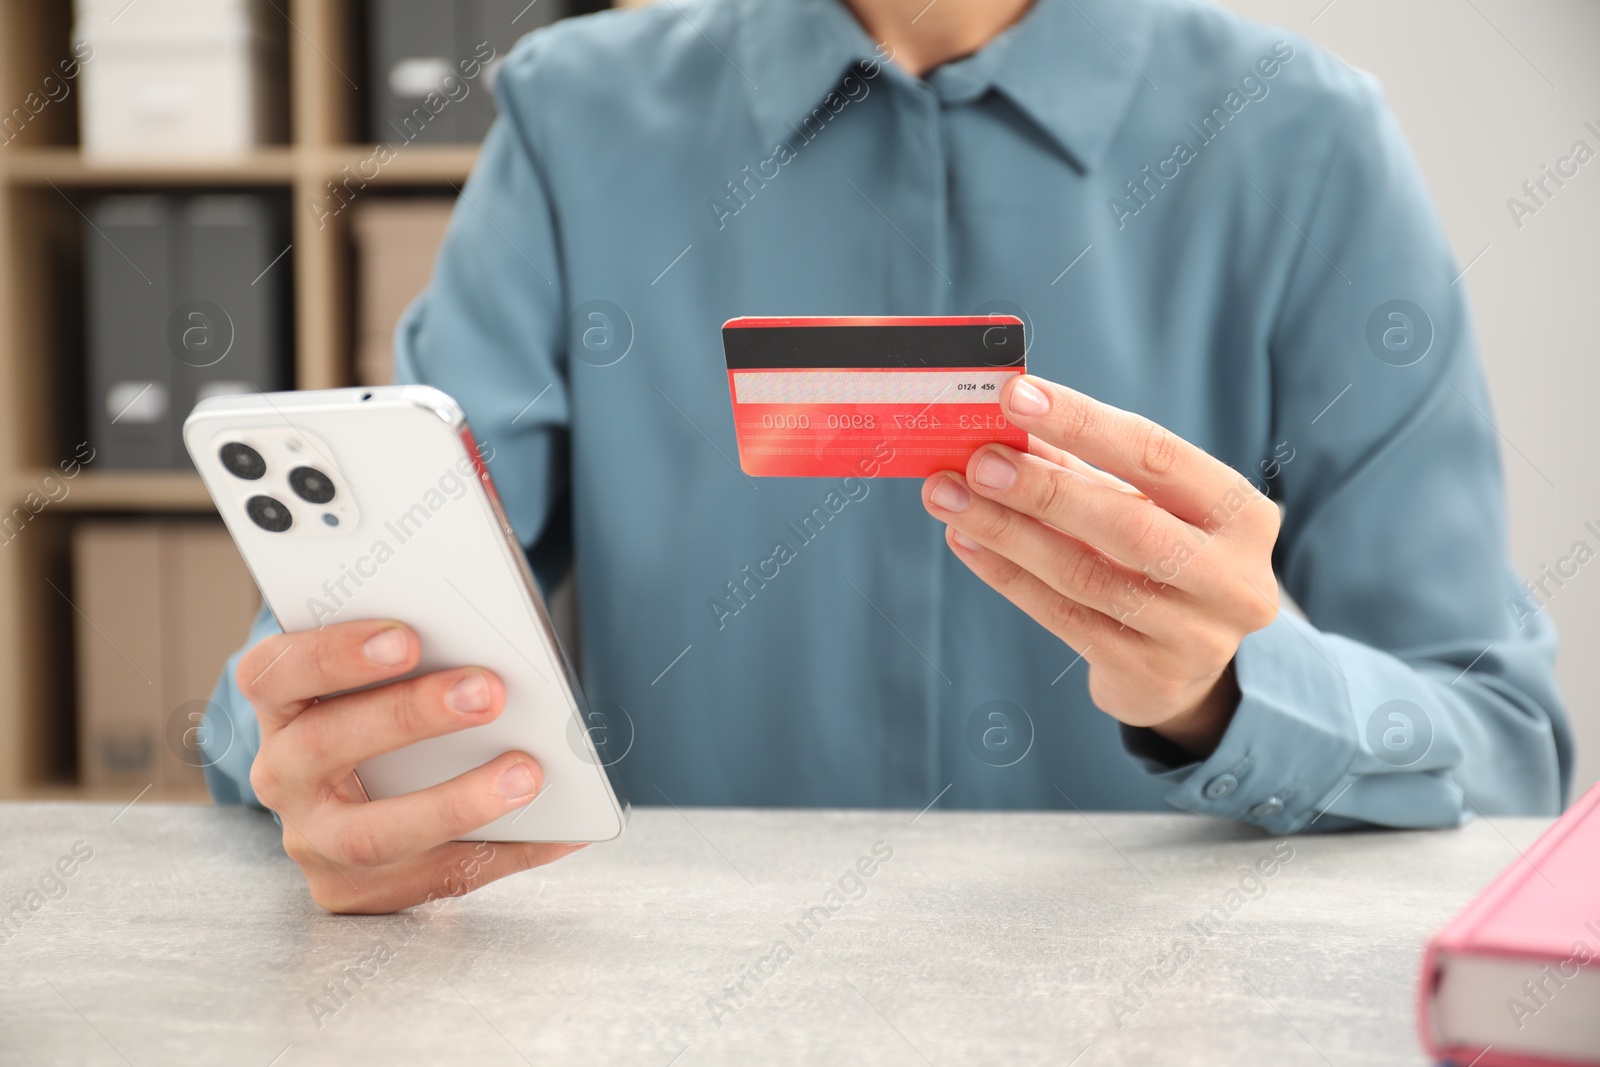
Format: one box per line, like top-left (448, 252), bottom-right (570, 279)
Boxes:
top-left (209, 425), bottom-right (356, 538)
top-left (219, 441), bottom-right (266, 480)
top-left (289, 466), bottom-right (336, 505)
top-left (246, 495), bottom-right (293, 533)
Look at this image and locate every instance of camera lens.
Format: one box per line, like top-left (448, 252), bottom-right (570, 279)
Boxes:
top-left (288, 466), bottom-right (335, 504)
top-left (219, 442), bottom-right (266, 480)
top-left (246, 495), bottom-right (293, 533)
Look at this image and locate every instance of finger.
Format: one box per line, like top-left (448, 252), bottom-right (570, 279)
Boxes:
top-left (924, 472), bottom-right (1184, 634)
top-left (237, 620), bottom-right (420, 733)
top-left (314, 751), bottom-right (545, 869)
top-left (301, 839), bottom-right (585, 915)
top-left (1027, 436), bottom-right (1145, 498)
top-left (1002, 375), bottom-right (1272, 531)
top-left (939, 523), bottom-right (1143, 660)
top-left (929, 435), bottom-right (1129, 501)
top-left (457, 839), bottom-right (589, 891)
top-left (961, 445), bottom-right (1221, 589)
top-left (284, 666), bottom-right (507, 779)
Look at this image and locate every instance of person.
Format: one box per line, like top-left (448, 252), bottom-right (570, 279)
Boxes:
top-left (203, 0), bottom-right (1572, 912)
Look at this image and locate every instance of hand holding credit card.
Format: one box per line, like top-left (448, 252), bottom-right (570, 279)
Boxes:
top-left (721, 316), bottom-right (1027, 478)
top-left (722, 315), bottom-right (1284, 762)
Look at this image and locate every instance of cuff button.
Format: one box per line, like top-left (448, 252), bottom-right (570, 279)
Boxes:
top-left (1202, 773), bottom-right (1239, 799)
top-left (1250, 796), bottom-right (1286, 818)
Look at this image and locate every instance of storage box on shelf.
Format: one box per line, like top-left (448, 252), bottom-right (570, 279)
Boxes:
top-left (73, 519), bottom-right (261, 798)
top-left (351, 196), bottom-right (456, 385)
top-left (72, 0), bottom-right (289, 160)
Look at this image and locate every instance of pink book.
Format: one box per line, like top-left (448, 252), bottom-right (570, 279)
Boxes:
top-left (1419, 783), bottom-right (1600, 1066)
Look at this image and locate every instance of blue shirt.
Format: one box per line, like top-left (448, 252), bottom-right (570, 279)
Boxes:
top-left (205, 0), bottom-right (1573, 831)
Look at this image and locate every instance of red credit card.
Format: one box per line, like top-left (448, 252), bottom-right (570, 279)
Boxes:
top-left (722, 315), bottom-right (1027, 478)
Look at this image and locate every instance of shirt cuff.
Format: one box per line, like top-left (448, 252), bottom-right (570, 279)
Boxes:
top-left (1119, 612), bottom-right (1360, 833)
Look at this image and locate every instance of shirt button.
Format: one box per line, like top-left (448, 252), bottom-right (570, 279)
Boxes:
top-left (1202, 774), bottom-right (1239, 799)
top-left (1250, 796), bottom-right (1286, 818)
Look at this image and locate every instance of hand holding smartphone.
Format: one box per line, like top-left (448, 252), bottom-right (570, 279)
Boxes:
top-left (185, 386), bottom-right (626, 912)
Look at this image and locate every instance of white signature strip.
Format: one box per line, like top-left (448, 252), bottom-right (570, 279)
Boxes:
top-left (733, 369), bottom-right (1017, 405)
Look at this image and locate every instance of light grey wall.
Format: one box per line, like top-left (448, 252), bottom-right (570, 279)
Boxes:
top-left (1218, 0), bottom-right (1600, 796)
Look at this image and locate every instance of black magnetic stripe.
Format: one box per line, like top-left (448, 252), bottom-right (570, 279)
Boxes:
top-left (722, 323), bottom-right (1025, 370)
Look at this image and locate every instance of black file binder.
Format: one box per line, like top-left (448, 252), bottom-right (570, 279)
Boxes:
top-left (369, 0), bottom-right (461, 144)
top-left (169, 194), bottom-right (292, 467)
top-left (86, 196), bottom-right (176, 469)
top-left (84, 193), bottom-right (291, 470)
top-left (368, 0), bottom-right (563, 145)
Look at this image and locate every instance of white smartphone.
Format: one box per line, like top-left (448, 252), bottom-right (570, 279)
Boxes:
top-left (184, 384), bottom-right (628, 843)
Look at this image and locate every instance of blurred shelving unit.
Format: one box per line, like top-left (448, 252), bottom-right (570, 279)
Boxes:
top-left (0, 0), bottom-right (586, 801)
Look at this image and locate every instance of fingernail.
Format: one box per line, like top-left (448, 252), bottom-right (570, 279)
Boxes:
top-left (497, 762), bottom-right (539, 802)
top-left (929, 476), bottom-right (969, 513)
top-left (1008, 376), bottom-right (1050, 417)
top-left (974, 451), bottom-right (1017, 490)
top-left (363, 627), bottom-right (408, 666)
top-left (447, 673), bottom-right (491, 714)
top-left (950, 528), bottom-right (981, 550)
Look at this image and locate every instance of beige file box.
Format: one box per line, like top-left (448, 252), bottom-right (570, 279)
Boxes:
top-left (74, 520), bottom-right (260, 793)
top-left (73, 521), bottom-right (164, 788)
top-left (158, 521), bottom-right (262, 789)
top-left (351, 199), bottom-right (456, 386)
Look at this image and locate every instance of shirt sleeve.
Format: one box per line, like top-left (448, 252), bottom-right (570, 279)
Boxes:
top-left (1120, 75), bottom-right (1573, 832)
top-left (201, 602), bottom-right (275, 808)
top-left (200, 43), bottom-right (571, 806)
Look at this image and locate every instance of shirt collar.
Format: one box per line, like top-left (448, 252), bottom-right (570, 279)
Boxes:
top-left (735, 0), bottom-right (1156, 172)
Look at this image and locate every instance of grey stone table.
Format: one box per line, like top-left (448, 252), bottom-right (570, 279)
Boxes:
top-left (0, 803), bottom-right (1543, 1066)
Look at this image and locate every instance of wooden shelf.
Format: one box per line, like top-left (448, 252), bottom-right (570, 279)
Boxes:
top-left (0, 145), bottom-right (479, 189)
top-left (0, 0), bottom-right (571, 800)
top-left (21, 781), bottom-right (210, 805)
top-left (0, 0), bottom-right (347, 799)
top-left (15, 470), bottom-right (215, 512)
top-left (2, 147), bottom-right (300, 186)
top-left (317, 144), bottom-right (479, 185)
